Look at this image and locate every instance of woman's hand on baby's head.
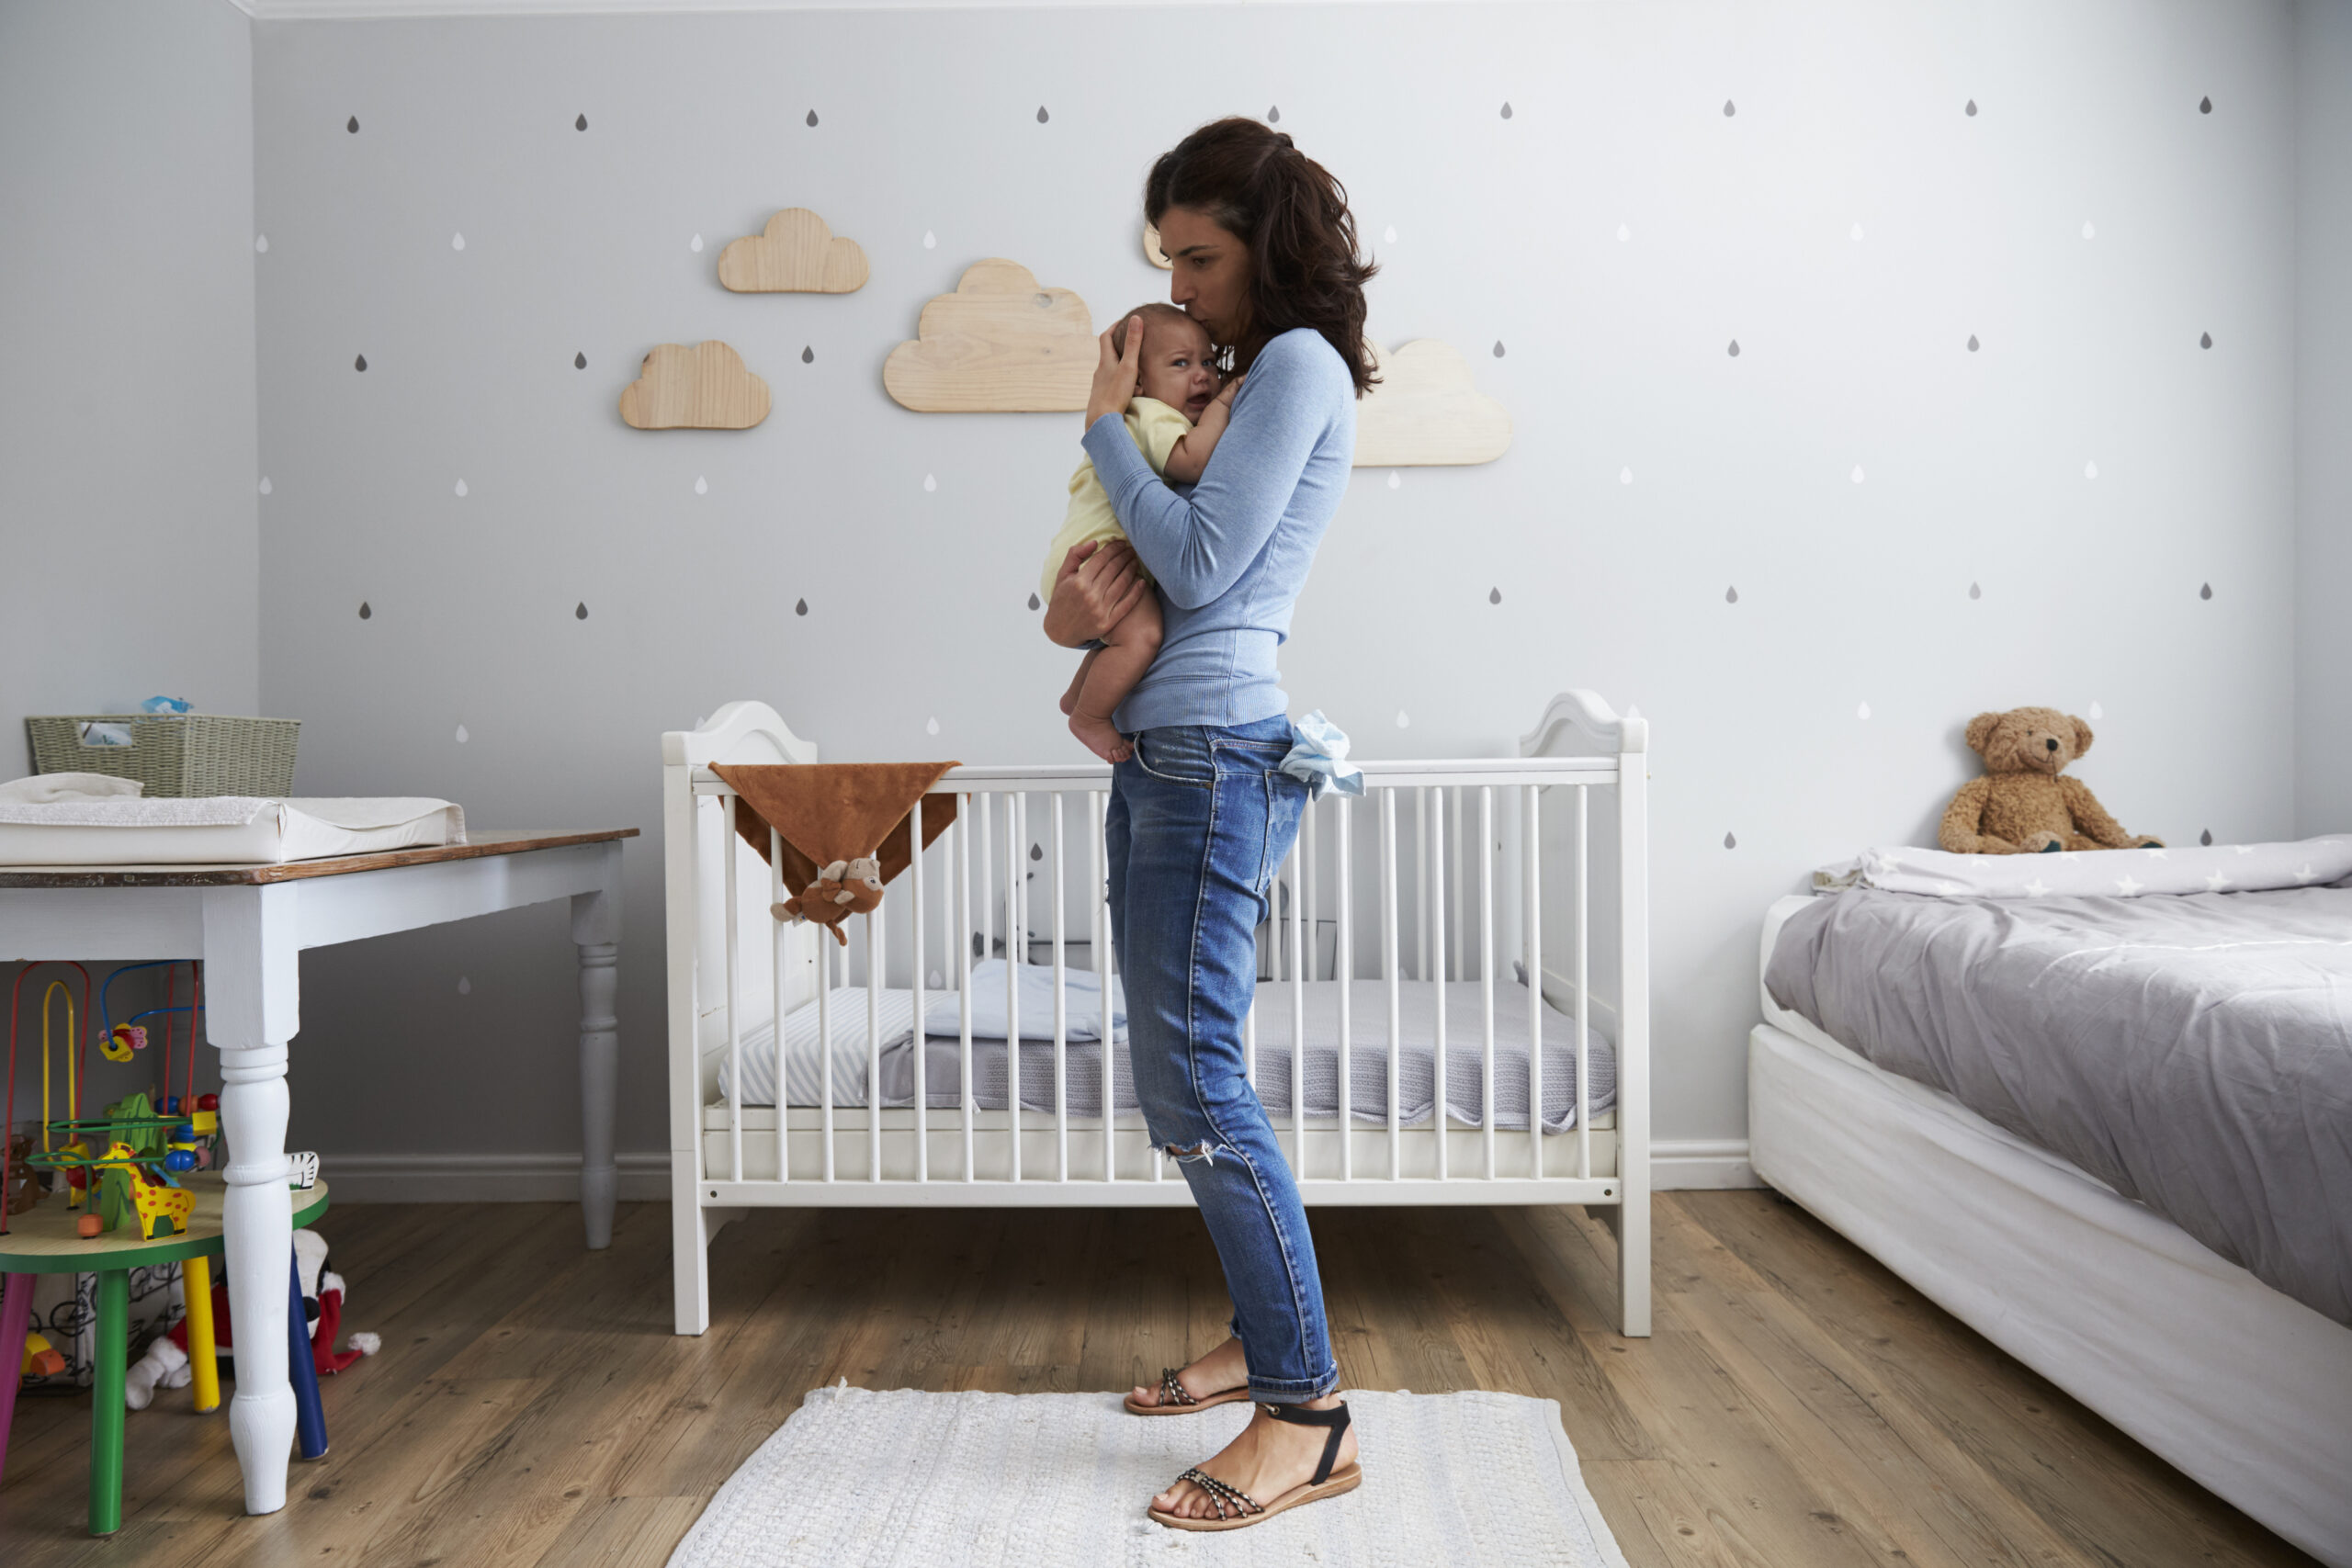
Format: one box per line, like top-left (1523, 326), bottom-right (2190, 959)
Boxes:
top-left (1087, 316), bottom-right (1146, 426)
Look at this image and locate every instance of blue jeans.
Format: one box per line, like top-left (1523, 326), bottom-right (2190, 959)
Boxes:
top-left (1106, 715), bottom-right (1337, 1404)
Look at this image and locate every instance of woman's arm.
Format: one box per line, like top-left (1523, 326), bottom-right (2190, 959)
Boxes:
top-left (1081, 333), bottom-right (1337, 609)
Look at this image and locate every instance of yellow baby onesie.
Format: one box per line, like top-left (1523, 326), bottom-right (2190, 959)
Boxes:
top-left (1038, 396), bottom-right (1193, 603)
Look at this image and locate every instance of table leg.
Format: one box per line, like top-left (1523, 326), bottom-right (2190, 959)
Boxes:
top-left (183, 1254), bottom-right (220, 1413)
top-left (573, 863), bottom-right (621, 1251)
top-left (90, 1269), bottom-right (128, 1535)
top-left (0, 1271), bottom-right (32, 1485)
top-left (205, 885), bottom-right (299, 1515)
top-left (288, 1251), bottom-right (327, 1460)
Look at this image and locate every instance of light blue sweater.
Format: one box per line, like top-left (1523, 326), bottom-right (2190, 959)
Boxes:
top-left (1080, 326), bottom-right (1357, 732)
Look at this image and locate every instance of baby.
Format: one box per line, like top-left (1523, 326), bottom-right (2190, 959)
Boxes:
top-left (1044, 303), bottom-right (1239, 762)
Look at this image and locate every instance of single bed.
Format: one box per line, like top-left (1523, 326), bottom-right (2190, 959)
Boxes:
top-left (1752, 886), bottom-right (2352, 1566)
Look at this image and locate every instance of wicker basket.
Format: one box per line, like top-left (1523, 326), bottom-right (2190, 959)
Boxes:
top-left (26, 714), bottom-right (300, 798)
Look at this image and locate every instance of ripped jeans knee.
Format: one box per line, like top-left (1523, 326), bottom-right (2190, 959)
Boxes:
top-left (1161, 1137), bottom-right (1239, 1167)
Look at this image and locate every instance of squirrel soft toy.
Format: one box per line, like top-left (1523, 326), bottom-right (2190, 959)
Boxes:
top-left (774, 855), bottom-right (885, 946)
top-left (1939, 706), bottom-right (2162, 855)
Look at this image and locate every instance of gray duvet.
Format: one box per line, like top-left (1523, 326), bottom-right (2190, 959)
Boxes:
top-left (1766, 886), bottom-right (2352, 1325)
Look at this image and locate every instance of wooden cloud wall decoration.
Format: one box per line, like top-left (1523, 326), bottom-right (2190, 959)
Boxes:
top-left (718, 208), bottom-right (869, 294)
top-left (883, 259), bottom-right (1096, 412)
top-left (1351, 340), bottom-right (1512, 466)
top-left (618, 341), bottom-right (771, 430)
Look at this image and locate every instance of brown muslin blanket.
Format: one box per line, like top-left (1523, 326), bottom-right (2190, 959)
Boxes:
top-left (712, 762), bottom-right (959, 895)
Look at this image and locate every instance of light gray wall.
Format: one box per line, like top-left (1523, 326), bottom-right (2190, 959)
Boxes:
top-left (0, 0), bottom-right (260, 767)
top-left (2, 0), bottom-right (256, 1134)
top-left (2295, 0), bottom-right (2352, 834)
top-left (248, 0), bottom-right (2301, 1172)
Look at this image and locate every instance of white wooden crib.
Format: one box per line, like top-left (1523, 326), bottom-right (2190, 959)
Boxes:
top-left (662, 694), bottom-right (1651, 1337)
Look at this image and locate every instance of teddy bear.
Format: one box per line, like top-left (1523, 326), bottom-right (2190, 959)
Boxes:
top-left (773, 856), bottom-right (886, 946)
top-left (1939, 706), bottom-right (2163, 855)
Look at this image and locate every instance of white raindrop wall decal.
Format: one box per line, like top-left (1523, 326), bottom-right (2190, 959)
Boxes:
top-left (926, 717), bottom-right (940, 736)
top-left (451, 232), bottom-right (465, 251)
top-left (2085, 460), bottom-right (2098, 479)
top-left (1384, 225), bottom-right (1397, 243)
top-left (922, 474), bottom-right (937, 492)
top-left (254, 234), bottom-right (268, 253)
top-left (1387, 470), bottom-right (1401, 490)
top-left (1616, 224), bottom-right (1631, 242)
top-left (694, 475), bottom-right (707, 495)
top-left (1857, 701), bottom-right (1872, 719)
top-left (1849, 222), bottom-right (1864, 241)
top-left (690, 233), bottom-right (704, 253)
top-left (1850, 466), bottom-right (1865, 483)
top-left (1396, 710), bottom-right (1411, 728)
top-left (258, 477), bottom-right (272, 495)
top-left (2082, 220), bottom-right (2097, 240)
top-left (454, 479), bottom-right (468, 497)
top-left (455, 724), bottom-right (469, 743)
top-left (2089, 701), bottom-right (2105, 719)
top-left (923, 231), bottom-right (936, 249)
top-left (1620, 467), bottom-right (1634, 484)
top-left (458, 976), bottom-right (471, 994)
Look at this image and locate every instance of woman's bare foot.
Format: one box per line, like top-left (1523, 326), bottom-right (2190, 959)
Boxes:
top-left (1070, 712), bottom-right (1133, 763)
top-left (1149, 1391), bottom-right (1358, 1521)
top-left (1128, 1336), bottom-right (1247, 1410)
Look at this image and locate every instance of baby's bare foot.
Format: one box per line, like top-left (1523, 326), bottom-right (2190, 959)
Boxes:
top-left (1071, 713), bottom-right (1132, 763)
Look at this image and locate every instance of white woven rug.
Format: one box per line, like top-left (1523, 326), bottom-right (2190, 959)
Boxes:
top-left (666, 1385), bottom-right (1632, 1568)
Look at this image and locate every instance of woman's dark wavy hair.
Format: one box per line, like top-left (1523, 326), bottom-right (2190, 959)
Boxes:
top-left (1145, 118), bottom-right (1379, 397)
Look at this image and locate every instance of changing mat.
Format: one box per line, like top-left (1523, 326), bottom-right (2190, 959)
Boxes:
top-left (0, 796), bottom-right (467, 866)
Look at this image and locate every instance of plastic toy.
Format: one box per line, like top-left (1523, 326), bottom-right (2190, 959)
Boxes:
top-left (19, 1329), bottom-right (65, 1379)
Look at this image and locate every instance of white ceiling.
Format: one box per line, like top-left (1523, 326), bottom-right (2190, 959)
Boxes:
top-left (224, 0), bottom-right (1445, 17)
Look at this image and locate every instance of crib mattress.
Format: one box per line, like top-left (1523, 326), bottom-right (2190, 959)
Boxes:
top-left (716, 977), bottom-right (1615, 1132)
top-left (0, 796), bottom-right (466, 865)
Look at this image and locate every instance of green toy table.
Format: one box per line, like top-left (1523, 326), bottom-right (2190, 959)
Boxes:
top-left (0, 1176), bottom-right (330, 1534)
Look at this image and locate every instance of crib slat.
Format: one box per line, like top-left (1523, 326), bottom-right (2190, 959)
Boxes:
top-left (1452, 788), bottom-right (1466, 982)
top-left (910, 796), bottom-right (926, 1185)
top-left (772, 827), bottom-right (790, 1185)
top-left (1007, 792), bottom-right (1023, 1183)
top-left (724, 794), bottom-right (743, 1185)
top-left (1417, 787), bottom-right (1430, 983)
top-left (1480, 785), bottom-right (1496, 1181)
top-left (1052, 791), bottom-right (1068, 1182)
top-left (1430, 790), bottom-right (1448, 1180)
top-left (958, 796), bottom-right (975, 1182)
top-left (1577, 783), bottom-right (1591, 1180)
top-left (1289, 827), bottom-right (1306, 1178)
top-left (1336, 794), bottom-right (1353, 1183)
top-left (1383, 787), bottom-right (1400, 1180)
top-left (867, 909), bottom-right (884, 1181)
top-left (1094, 789), bottom-right (1113, 1183)
top-left (1524, 783), bottom-right (1542, 1179)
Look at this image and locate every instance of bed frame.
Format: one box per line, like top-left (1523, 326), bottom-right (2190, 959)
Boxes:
top-left (661, 694), bottom-right (1650, 1339)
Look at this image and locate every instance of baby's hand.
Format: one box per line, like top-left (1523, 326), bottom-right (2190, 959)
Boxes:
top-left (1213, 373), bottom-right (1245, 406)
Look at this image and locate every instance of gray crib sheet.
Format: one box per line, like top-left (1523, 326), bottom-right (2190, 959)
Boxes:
top-left (1765, 885), bottom-right (2352, 1325)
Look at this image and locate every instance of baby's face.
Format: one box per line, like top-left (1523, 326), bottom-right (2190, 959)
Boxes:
top-left (1135, 321), bottom-right (1221, 422)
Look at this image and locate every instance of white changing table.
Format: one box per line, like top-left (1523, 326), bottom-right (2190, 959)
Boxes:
top-left (0, 828), bottom-right (632, 1517)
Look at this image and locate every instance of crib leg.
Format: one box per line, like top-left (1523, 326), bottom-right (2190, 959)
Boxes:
top-left (1617, 1187), bottom-right (1652, 1338)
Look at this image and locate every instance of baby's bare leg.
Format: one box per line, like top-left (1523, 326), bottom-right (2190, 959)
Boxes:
top-left (1069, 592), bottom-right (1163, 764)
top-left (1061, 649), bottom-right (1099, 716)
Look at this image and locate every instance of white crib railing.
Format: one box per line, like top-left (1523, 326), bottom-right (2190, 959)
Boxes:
top-left (663, 694), bottom-right (1649, 1337)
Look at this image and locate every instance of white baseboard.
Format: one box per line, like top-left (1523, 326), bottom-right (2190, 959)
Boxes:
top-left (322, 1151), bottom-right (671, 1203)
top-left (1653, 1138), bottom-right (1760, 1190)
top-left (325, 1143), bottom-right (1760, 1200)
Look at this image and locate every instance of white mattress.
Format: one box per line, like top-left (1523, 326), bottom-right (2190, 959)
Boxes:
top-left (717, 976), bottom-right (1616, 1133)
top-left (1752, 894), bottom-right (2352, 1566)
top-left (0, 796), bottom-right (465, 865)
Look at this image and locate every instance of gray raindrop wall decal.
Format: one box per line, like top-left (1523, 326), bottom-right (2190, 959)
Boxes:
top-left (1723, 99), bottom-right (1736, 117)
top-left (1969, 581), bottom-right (1982, 599)
top-left (794, 598), bottom-right (808, 616)
top-left (1488, 587), bottom-right (1501, 604)
top-left (354, 354), bottom-right (368, 371)
top-left (1724, 832), bottom-right (1737, 850)
top-left (1499, 102), bottom-right (1513, 119)
top-left (575, 114), bottom-right (588, 131)
top-left (2200, 96), bottom-right (2213, 114)
top-left (806, 109), bottom-right (819, 127)
top-left (346, 116), bottom-right (359, 133)
top-left (1268, 106), bottom-right (1281, 123)
top-left (1035, 106), bottom-right (1049, 123)
top-left (1029, 843), bottom-right (1043, 862)
top-left (1493, 341), bottom-right (1506, 357)
top-left (2200, 582), bottom-right (2213, 600)
top-left (574, 602), bottom-right (588, 620)
top-left (2201, 829), bottom-right (2213, 845)
top-left (1725, 585), bottom-right (1738, 604)
top-left (1028, 592), bottom-right (1042, 610)
top-left (1967, 334), bottom-right (1980, 352)
top-left (574, 351), bottom-right (586, 369)
top-left (357, 601), bottom-right (371, 619)
top-left (1965, 99), bottom-right (1978, 116)
top-left (1727, 339), bottom-right (1740, 356)
top-left (2201, 332), bottom-right (2213, 349)
top-left (801, 345), bottom-right (814, 364)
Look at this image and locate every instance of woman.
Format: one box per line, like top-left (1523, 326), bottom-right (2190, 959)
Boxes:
top-left (1042, 116), bottom-right (1376, 1531)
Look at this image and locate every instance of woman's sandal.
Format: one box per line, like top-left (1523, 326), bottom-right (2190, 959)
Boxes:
top-left (1147, 1400), bottom-right (1363, 1531)
top-left (1123, 1366), bottom-right (1252, 1416)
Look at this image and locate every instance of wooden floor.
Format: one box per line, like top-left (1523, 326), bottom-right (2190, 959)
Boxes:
top-left (0, 1193), bottom-right (2316, 1566)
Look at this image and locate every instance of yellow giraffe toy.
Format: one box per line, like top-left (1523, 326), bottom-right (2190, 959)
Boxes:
top-left (96, 1142), bottom-right (195, 1239)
